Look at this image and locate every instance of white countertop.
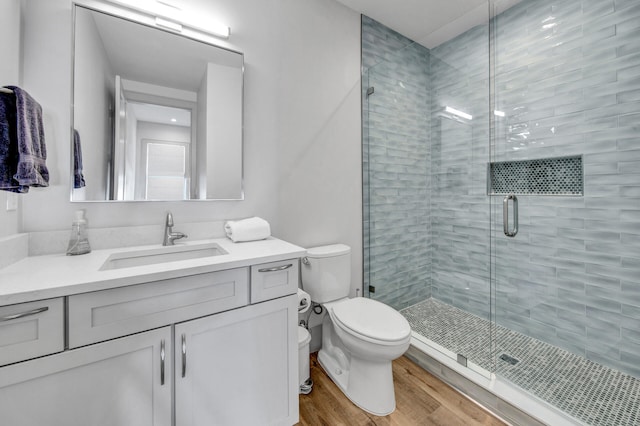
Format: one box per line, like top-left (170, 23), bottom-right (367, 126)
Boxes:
top-left (0, 237), bottom-right (306, 306)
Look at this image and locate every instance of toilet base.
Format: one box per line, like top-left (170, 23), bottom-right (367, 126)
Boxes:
top-left (318, 348), bottom-right (396, 416)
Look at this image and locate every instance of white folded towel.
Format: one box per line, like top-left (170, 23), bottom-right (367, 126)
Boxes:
top-left (224, 217), bottom-right (271, 242)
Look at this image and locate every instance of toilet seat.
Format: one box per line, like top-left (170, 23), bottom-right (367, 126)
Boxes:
top-left (330, 298), bottom-right (411, 344)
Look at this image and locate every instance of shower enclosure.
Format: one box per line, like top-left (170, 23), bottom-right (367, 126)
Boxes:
top-left (362, 1), bottom-right (640, 425)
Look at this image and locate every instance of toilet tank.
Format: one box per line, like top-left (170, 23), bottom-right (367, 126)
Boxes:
top-left (301, 244), bottom-right (351, 303)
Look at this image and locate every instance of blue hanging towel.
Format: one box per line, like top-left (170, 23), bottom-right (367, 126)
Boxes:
top-left (0, 85), bottom-right (49, 193)
top-left (0, 89), bottom-right (20, 192)
top-left (73, 129), bottom-right (86, 188)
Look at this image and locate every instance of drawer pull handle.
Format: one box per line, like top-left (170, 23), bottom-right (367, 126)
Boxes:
top-left (181, 333), bottom-right (187, 378)
top-left (160, 339), bottom-right (166, 386)
top-left (0, 306), bottom-right (49, 322)
top-left (258, 264), bottom-right (293, 273)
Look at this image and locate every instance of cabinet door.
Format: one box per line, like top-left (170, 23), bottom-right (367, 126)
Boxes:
top-left (175, 295), bottom-right (298, 426)
top-left (0, 327), bottom-right (172, 426)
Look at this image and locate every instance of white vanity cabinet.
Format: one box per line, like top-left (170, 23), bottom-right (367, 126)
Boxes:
top-left (0, 249), bottom-right (302, 426)
top-left (0, 326), bottom-right (172, 426)
top-left (175, 294), bottom-right (298, 426)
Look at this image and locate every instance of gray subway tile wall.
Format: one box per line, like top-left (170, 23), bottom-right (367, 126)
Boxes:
top-left (363, 0), bottom-right (640, 379)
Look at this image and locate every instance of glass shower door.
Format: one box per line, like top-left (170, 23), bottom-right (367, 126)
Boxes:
top-left (491, 0), bottom-right (640, 424)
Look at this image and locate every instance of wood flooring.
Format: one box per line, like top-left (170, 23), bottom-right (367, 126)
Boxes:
top-left (298, 353), bottom-right (507, 426)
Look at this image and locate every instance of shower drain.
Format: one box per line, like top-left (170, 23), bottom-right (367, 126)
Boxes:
top-left (499, 353), bottom-right (520, 365)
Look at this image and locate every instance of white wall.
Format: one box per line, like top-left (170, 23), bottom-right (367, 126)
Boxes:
top-left (0, 0), bottom-right (23, 238)
top-left (196, 72), bottom-right (208, 199)
top-left (274, 0), bottom-right (363, 293)
top-left (20, 0), bottom-right (362, 293)
top-left (0, 0), bottom-right (22, 86)
top-left (73, 8), bottom-right (113, 201)
top-left (206, 62), bottom-right (243, 200)
top-left (123, 102), bottom-right (137, 200)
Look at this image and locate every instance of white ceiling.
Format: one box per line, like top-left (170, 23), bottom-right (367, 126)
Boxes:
top-left (334, 0), bottom-right (520, 48)
top-left (129, 102), bottom-right (191, 127)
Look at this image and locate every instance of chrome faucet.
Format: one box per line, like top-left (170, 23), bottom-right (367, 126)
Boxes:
top-left (163, 212), bottom-right (187, 246)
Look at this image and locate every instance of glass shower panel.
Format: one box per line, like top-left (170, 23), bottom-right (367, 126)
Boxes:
top-left (362, 41), bottom-right (431, 311)
top-left (491, 0), bottom-right (640, 424)
top-left (362, 7), bottom-right (492, 378)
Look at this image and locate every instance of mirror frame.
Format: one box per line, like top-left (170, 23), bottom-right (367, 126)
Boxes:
top-left (70, 1), bottom-right (244, 202)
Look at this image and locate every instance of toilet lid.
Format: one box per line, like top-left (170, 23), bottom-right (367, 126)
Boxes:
top-left (306, 244), bottom-right (351, 258)
top-left (331, 298), bottom-right (411, 342)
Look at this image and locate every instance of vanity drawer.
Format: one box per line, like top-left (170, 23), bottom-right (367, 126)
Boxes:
top-left (68, 268), bottom-right (249, 348)
top-left (250, 259), bottom-right (299, 303)
top-left (0, 298), bottom-right (64, 367)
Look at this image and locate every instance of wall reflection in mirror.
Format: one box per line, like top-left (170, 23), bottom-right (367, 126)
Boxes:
top-left (71, 5), bottom-right (243, 202)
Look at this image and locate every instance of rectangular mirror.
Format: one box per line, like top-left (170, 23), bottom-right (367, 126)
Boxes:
top-left (71, 4), bottom-right (243, 201)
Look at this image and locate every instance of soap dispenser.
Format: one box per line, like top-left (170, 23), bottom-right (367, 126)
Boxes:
top-left (66, 210), bottom-right (91, 255)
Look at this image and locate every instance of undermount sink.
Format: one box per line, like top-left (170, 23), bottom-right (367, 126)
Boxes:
top-left (100, 243), bottom-right (228, 271)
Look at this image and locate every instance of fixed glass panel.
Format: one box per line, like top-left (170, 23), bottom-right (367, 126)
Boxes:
top-left (362, 7), bottom-right (492, 378)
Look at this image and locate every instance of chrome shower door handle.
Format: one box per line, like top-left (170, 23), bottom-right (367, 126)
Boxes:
top-left (503, 194), bottom-right (518, 237)
top-left (160, 339), bottom-right (165, 386)
top-left (181, 333), bottom-right (187, 378)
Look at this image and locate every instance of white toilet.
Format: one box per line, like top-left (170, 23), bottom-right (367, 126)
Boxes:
top-left (301, 244), bottom-right (411, 416)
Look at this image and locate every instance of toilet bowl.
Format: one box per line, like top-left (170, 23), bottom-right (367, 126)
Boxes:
top-left (301, 244), bottom-right (411, 416)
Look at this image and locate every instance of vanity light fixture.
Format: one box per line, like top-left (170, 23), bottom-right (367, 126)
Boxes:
top-left (155, 1), bottom-right (231, 39)
top-left (445, 106), bottom-right (473, 120)
top-left (185, 19), bottom-right (231, 40)
top-left (105, 0), bottom-right (231, 40)
top-left (155, 17), bottom-right (182, 32)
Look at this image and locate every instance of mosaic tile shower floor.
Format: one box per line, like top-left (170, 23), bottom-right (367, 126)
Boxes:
top-left (401, 298), bottom-right (640, 426)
